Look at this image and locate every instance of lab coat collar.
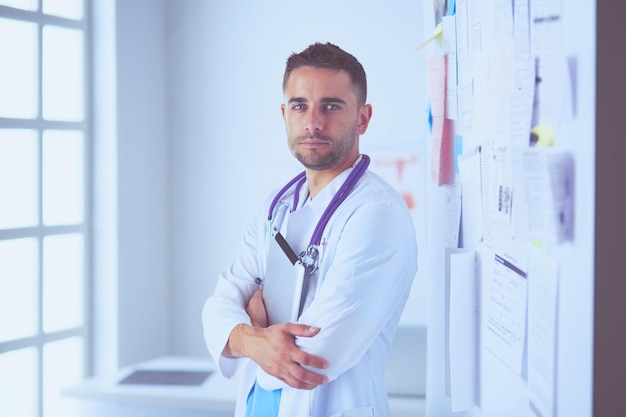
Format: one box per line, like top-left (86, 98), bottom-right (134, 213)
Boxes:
top-left (298, 156), bottom-right (364, 215)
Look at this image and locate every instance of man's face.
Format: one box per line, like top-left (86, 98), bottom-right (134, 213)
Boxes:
top-left (281, 66), bottom-right (371, 171)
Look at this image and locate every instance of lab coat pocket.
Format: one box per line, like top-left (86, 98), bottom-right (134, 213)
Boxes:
top-left (329, 406), bottom-right (374, 417)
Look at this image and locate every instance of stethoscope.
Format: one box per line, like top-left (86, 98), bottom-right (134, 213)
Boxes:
top-left (267, 154), bottom-right (370, 273)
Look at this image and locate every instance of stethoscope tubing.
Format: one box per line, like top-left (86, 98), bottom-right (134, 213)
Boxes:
top-left (267, 155), bottom-right (371, 248)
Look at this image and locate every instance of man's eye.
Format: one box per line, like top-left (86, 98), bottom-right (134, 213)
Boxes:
top-left (326, 104), bottom-right (339, 111)
top-left (293, 104), bottom-right (305, 111)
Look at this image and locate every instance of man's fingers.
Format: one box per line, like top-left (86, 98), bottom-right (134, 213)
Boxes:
top-left (286, 323), bottom-right (321, 337)
top-left (292, 362), bottom-right (329, 385)
top-left (294, 349), bottom-right (330, 370)
top-left (283, 323), bottom-right (330, 370)
top-left (286, 365), bottom-right (329, 389)
top-left (272, 361), bottom-right (328, 390)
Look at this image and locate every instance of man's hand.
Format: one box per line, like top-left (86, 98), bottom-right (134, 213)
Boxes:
top-left (224, 289), bottom-right (330, 390)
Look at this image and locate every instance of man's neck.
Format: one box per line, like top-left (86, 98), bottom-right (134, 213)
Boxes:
top-left (305, 154), bottom-right (361, 200)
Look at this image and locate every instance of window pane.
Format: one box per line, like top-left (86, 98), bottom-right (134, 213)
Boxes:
top-left (0, 348), bottom-right (38, 417)
top-left (42, 26), bottom-right (84, 121)
top-left (43, 0), bottom-right (83, 20)
top-left (0, 18), bottom-right (38, 119)
top-left (0, 130), bottom-right (38, 229)
top-left (42, 130), bottom-right (84, 226)
top-left (0, 239), bottom-right (38, 343)
top-left (0, 0), bottom-right (37, 10)
top-left (43, 234), bottom-right (84, 333)
top-left (43, 337), bottom-right (83, 417)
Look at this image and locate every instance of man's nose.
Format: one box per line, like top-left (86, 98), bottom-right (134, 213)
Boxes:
top-left (305, 107), bottom-right (323, 132)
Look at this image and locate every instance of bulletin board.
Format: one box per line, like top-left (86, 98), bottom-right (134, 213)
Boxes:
top-left (420, 1), bottom-right (595, 417)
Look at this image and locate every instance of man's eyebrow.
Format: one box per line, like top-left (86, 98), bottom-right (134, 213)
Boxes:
top-left (287, 97), bottom-right (348, 105)
top-left (320, 97), bottom-right (348, 105)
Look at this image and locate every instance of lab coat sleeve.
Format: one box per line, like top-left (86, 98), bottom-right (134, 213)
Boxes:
top-left (202, 205), bottom-right (268, 379)
top-left (295, 197), bottom-right (418, 382)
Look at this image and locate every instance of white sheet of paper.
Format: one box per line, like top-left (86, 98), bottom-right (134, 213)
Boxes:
top-left (455, 0), bottom-right (473, 134)
top-left (443, 174), bottom-right (463, 248)
top-left (532, 0), bottom-right (561, 21)
top-left (445, 248), bottom-right (478, 412)
top-left (456, 0), bottom-right (469, 62)
top-left (490, 143), bottom-right (513, 227)
top-left (484, 243), bottom-right (528, 375)
top-left (532, 18), bottom-right (568, 127)
top-left (527, 246), bottom-right (559, 417)
top-left (480, 142), bottom-right (495, 247)
top-left (513, 0), bottom-right (531, 87)
top-left (468, 0), bottom-right (482, 53)
top-left (458, 146), bottom-right (483, 248)
top-left (494, 0), bottom-right (514, 43)
top-left (443, 15), bottom-right (458, 120)
top-left (471, 44), bottom-right (514, 134)
top-left (509, 62), bottom-right (535, 148)
top-left (512, 148), bottom-right (574, 243)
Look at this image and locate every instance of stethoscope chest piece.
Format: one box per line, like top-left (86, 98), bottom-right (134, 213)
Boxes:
top-left (300, 244), bottom-right (320, 274)
top-left (268, 154), bottom-right (370, 276)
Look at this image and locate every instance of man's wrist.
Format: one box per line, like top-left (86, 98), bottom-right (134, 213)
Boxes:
top-left (224, 323), bottom-right (257, 358)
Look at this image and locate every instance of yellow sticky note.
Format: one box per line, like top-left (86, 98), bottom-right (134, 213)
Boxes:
top-left (415, 23), bottom-right (443, 52)
top-left (532, 126), bottom-right (554, 147)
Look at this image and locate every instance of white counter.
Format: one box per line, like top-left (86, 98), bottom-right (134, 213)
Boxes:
top-left (63, 356), bottom-right (424, 417)
top-left (63, 356), bottom-right (236, 417)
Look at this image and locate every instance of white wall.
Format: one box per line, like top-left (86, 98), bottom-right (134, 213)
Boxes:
top-left (165, 0), bottom-right (429, 356)
top-left (93, 0), bottom-right (170, 370)
top-left (99, 0), bottom-right (428, 367)
top-left (116, 0), bottom-right (171, 366)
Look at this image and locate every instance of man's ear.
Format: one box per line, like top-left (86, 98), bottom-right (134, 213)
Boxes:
top-left (357, 104), bottom-right (373, 135)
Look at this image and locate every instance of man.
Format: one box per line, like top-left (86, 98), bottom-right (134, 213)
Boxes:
top-left (202, 42), bottom-right (417, 417)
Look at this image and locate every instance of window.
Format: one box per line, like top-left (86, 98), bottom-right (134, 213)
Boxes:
top-left (0, 1), bottom-right (90, 417)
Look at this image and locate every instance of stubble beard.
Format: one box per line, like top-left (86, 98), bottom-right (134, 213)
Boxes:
top-left (289, 126), bottom-right (358, 171)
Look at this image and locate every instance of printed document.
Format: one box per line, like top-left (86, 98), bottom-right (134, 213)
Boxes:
top-left (484, 243), bottom-right (528, 375)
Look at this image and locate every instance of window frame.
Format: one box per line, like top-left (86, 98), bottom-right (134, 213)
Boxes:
top-left (0, 1), bottom-right (92, 416)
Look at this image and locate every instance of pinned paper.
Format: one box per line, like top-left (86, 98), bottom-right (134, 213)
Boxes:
top-left (485, 244), bottom-right (529, 375)
top-left (445, 247), bottom-right (478, 411)
top-left (443, 15), bottom-right (459, 120)
top-left (427, 54), bottom-right (454, 186)
top-left (458, 146), bottom-right (483, 248)
top-left (415, 23), bottom-right (443, 52)
top-left (531, 125), bottom-right (554, 147)
top-left (512, 148), bottom-right (574, 243)
top-left (528, 247), bottom-right (559, 417)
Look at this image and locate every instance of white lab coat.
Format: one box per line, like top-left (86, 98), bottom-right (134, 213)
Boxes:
top-left (203, 163), bottom-right (418, 417)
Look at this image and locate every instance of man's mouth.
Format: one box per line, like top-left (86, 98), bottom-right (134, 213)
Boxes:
top-left (299, 133), bottom-right (331, 146)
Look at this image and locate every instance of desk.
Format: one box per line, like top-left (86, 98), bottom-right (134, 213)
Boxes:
top-left (63, 356), bottom-right (237, 417)
top-left (64, 356), bottom-right (424, 417)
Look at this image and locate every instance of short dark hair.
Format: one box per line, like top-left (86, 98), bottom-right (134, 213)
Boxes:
top-left (282, 42), bottom-right (367, 106)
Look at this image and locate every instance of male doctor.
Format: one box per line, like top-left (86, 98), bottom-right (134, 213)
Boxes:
top-left (202, 42), bottom-right (418, 417)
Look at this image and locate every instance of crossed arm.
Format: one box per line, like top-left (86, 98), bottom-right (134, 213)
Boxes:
top-left (222, 289), bottom-right (330, 390)
top-left (211, 197), bottom-right (417, 392)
